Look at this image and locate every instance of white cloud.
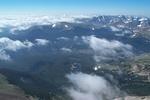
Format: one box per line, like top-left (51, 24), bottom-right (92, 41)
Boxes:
top-left (57, 37), bottom-right (70, 41)
top-left (82, 36), bottom-right (133, 62)
top-left (0, 37), bottom-right (34, 61)
top-left (0, 37), bottom-right (52, 61)
top-left (61, 47), bottom-right (72, 53)
top-left (23, 40), bottom-right (34, 48)
top-left (35, 39), bottom-right (49, 46)
top-left (0, 37), bottom-right (33, 51)
top-left (66, 72), bottom-right (120, 100)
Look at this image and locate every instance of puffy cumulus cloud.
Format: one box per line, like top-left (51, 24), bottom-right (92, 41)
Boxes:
top-left (0, 37), bottom-right (34, 61)
top-left (0, 37), bottom-right (51, 61)
top-left (82, 36), bottom-right (133, 62)
top-left (35, 39), bottom-right (49, 46)
top-left (66, 72), bottom-right (121, 100)
top-left (0, 37), bottom-right (33, 51)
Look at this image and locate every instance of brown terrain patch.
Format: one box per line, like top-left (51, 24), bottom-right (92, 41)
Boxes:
top-left (0, 92), bottom-right (29, 100)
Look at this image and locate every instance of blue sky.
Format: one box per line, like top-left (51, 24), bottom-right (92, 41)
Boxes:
top-left (0, 0), bottom-right (150, 16)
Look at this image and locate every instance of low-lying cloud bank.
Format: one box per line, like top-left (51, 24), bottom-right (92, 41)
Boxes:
top-left (82, 35), bottom-right (133, 62)
top-left (0, 15), bottom-right (91, 34)
top-left (0, 37), bottom-right (49, 61)
top-left (66, 72), bottom-right (121, 100)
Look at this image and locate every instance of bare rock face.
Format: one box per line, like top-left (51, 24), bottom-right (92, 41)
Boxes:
top-left (115, 96), bottom-right (150, 100)
top-left (0, 92), bottom-right (29, 100)
top-left (0, 74), bottom-right (31, 100)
